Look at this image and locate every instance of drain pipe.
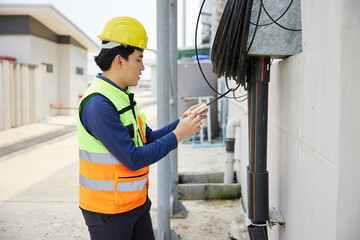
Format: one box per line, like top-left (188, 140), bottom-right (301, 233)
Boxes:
top-left (225, 117), bottom-right (241, 184)
top-left (247, 57), bottom-right (270, 240)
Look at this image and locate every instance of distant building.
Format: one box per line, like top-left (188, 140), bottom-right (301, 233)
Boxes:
top-left (0, 4), bottom-right (99, 130)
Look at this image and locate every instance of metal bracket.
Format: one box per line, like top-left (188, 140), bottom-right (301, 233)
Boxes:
top-left (269, 207), bottom-right (285, 228)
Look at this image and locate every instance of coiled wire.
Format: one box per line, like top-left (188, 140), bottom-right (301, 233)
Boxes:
top-left (211, 0), bottom-right (254, 86)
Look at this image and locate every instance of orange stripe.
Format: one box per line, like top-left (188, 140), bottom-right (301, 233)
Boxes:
top-left (250, 228), bottom-right (254, 240)
top-left (80, 157), bottom-right (117, 181)
top-left (138, 116), bottom-right (147, 144)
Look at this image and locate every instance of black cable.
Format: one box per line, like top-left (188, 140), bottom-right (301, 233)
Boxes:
top-left (236, 0), bottom-right (253, 83)
top-left (235, 97), bottom-right (248, 103)
top-left (207, 0), bottom-right (301, 89)
top-left (195, 0), bottom-right (263, 103)
top-left (195, 0), bottom-right (221, 96)
top-left (207, 88), bottom-right (232, 106)
top-left (255, 0), bottom-right (302, 31)
top-left (246, 0), bottom-right (262, 54)
top-left (250, 0), bottom-right (293, 27)
top-left (195, 0), bottom-right (241, 99)
top-left (211, 0), bottom-right (254, 86)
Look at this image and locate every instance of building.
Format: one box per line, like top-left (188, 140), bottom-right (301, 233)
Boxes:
top-left (214, 0), bottom-right (359, 239)
top-left (0, 4), bottom-right (99, 130)
top-left (174, 0), bottom-right (359, 239)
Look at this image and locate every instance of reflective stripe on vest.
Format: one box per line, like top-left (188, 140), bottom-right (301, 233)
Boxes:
top-left (80, 174), bottom-right (148, 192)
top-left (80, 149), bottom-right (120, 165)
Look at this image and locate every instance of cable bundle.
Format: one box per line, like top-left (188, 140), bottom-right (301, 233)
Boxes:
top-left (211, 0), bottom-right (254, 85)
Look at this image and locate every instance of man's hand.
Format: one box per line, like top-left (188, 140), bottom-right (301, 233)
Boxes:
top-left (173, 112), bottom-right (202, 142)
top-left (180, 103), bottom-right (208, 121)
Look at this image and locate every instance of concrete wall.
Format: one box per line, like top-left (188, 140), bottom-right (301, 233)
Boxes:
top-left (69, 45), bottom-right (88, 113)
top-left (57, 44), bottom-right (70, 116)
top-left (58, 44), bottom-right (87, 115)
top-left (30, 35), bottom-right (59, 116)
top-left (0, 35), bottom-right (32, 64)
top-left (230, 0), bottom-right (360, 239)
top-left (336, 0), bottom-right (360, 238)
top-left (0, 34), bottom-right (88, 120)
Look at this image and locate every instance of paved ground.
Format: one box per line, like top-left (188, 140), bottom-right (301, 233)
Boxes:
top-left (0, 89), bottom-right (241, 240)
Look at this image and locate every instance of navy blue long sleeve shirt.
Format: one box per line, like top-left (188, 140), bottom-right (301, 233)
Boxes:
top-left (80, 75), bottom-right (179, 171)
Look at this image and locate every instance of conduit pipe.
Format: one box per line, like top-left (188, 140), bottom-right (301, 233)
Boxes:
top-left (247, 57), bottom-right (270, 240)
top-left (225, 117), bottom-right (241, 184)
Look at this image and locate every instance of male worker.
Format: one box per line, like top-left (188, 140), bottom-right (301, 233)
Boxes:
top-left (77, 16), bottom-right (206, 240)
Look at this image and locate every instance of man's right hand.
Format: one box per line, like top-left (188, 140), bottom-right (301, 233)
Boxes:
top-left (173, 112), bottom-right (202, 143)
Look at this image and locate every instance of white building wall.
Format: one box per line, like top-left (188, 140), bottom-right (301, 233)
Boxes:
top-left (30, 36), bottom-right (59, 117)
top-left (336, 0), bottom-right (360, 238)
top-left (230, 0), bottom-right (360, 239)
top-left (0, 35), bottom-right (53, 126)
top-left (268, 55), bottom-right (339, 240)
top-left (57, 44), bottom-right (71, 116)
top-left (69, 45), bottom-right (88, 112)
top-left (57, 44), bottom-right (87, 116)
top-left (0, 34), bottom-right (89, 119)
top-left (0, 35), bottom-right (32, 64)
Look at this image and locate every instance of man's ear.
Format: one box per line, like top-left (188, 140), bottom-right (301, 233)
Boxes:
top-left (114, 55), bottom-right (123, 69)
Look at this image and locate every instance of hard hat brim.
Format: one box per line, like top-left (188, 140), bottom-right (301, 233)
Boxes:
top-left (98, 36), bottom-right (155, 52)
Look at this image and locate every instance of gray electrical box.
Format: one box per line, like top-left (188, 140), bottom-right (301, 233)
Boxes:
top-left (247, 0), bottom-right (302, 58)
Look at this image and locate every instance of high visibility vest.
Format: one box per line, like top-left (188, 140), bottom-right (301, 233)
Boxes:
top-left (77, 77), bottom-right (149, 214)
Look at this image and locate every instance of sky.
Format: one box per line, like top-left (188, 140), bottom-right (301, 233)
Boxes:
top-left (0, 0), bottom-right (203, 77)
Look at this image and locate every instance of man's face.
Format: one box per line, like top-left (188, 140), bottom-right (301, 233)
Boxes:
top-left (121, 50), bottom-right (145, 87)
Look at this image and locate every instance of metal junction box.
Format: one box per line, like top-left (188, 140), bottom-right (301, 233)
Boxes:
top-left (247, 0), bottom-right (302, 58)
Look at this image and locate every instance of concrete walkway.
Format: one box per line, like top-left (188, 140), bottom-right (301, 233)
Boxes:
top-left (0, 90), bottom-right (240, 240)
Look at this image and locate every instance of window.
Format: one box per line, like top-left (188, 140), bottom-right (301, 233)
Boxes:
top-left (76, 67), bottom-right (84, 75)
top-left (42, 63), bottom-right (53, 73)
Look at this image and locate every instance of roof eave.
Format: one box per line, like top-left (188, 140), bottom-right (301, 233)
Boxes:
top-left (0, 4), bottom-right (100, 53)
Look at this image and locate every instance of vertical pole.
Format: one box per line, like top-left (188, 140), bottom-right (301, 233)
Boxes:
top-left (182, 0), bottom-right (186, 47)
top-left (169, 0), bottom-right (179, 215)
top-left (157, 0), bottom-right (171, 239)
top-left (247, 57), bottom-right (270, 240)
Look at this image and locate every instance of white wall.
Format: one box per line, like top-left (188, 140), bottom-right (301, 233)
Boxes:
top-left (69, 45), bottom-right (88, 113)
top-left (336, 0), bottom-right (360, 238)
top-left (30, 36), bottom-right (59, 117)
top-left (0, 34), bottom-right (89, 120)
top-left (57, 44), bottom-right (71, 116)
top-left (58, 44), bottom-right (87, 116)
top-left (269, 56), bottom-right (339, 240)
top-left (30, 36), bottom-right (88, 117)
top-left (230, 0), bottom-right (360, 239)
top-left (0, 35), bottom-right (32, 64)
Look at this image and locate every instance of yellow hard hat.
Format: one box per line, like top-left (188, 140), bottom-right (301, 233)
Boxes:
top-left (97, 16), bottom-right (154, 51)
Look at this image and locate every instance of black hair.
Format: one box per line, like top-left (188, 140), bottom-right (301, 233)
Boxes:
top-left (94, 41), bottom-right (144, 71)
